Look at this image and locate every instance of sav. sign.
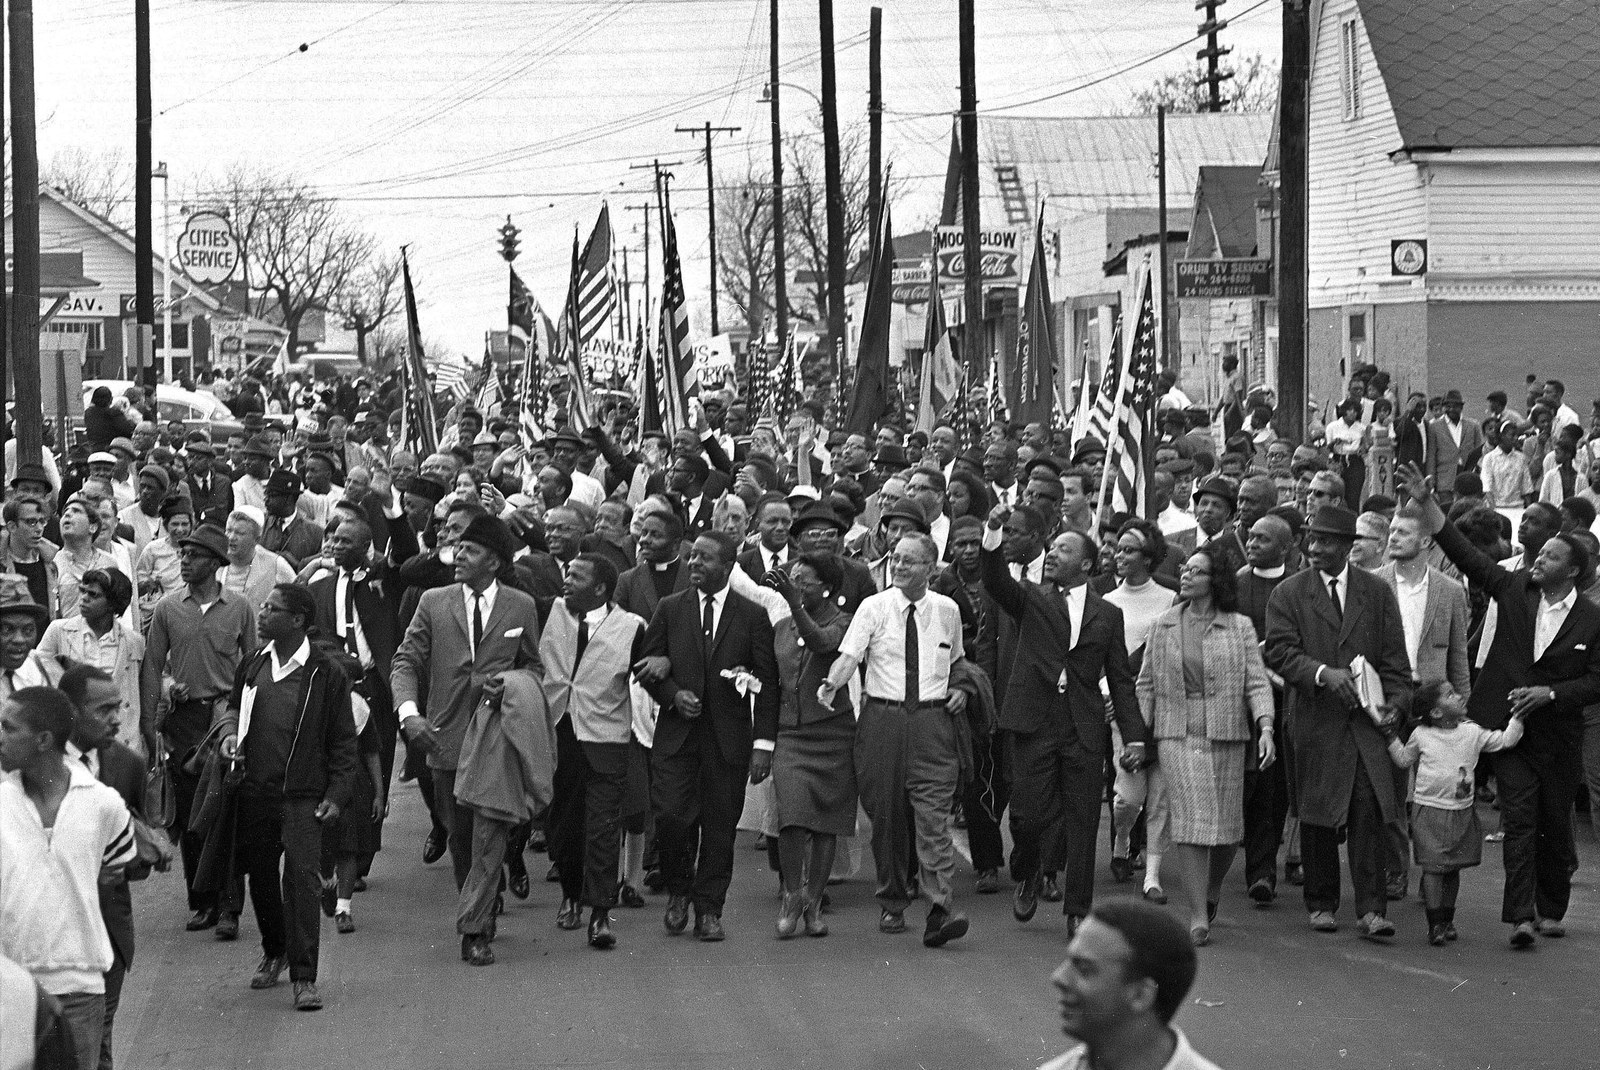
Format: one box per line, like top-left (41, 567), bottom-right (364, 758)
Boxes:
top-left (176, 211), bottom-right (239, 285)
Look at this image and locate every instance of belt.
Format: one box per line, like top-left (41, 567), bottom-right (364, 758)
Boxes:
top-left (865, 696), bottom-right (947, 709)
top-left (1184, 691), bottom-right (1207, 700)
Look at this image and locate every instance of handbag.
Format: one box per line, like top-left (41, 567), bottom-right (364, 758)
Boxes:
top-left (144, 746), bottom-right (176, 828)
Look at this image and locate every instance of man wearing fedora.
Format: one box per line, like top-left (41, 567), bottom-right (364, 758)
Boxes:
top-left (392, 514), bottom-right (543, 966)
top-left (261, 470), bottom-right (324, 572)
top-left (1192, 475), bottom-right (1245, 575)
top-left (1265, 505), bottom-right (1412, 940)
top-left (141, 522), bottom-right (259, 933)
top-left (232, 435), bottom-right (276, 513)
top-left (0, 575), bottom-right (60, 702)
top-left (1425, 390), bottom-right (1484, 506)
top-left (182, 440), bottom-right (233, 527)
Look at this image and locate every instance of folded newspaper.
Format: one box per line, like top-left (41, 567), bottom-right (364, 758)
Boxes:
top-left (1350, 655), bottom-right (1385, 722)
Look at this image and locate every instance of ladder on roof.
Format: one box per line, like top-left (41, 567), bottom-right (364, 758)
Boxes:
top-left (993, 162), bottom-right (1030, 227)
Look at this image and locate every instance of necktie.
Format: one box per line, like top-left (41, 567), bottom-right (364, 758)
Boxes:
top-left (702, 594), bottom-right (715, 647)
top-left (576, 617), bottom-right (590, 666)
top-left (904, 603), bottom-right (920, 707)
top-left (1328, 577), bottom-right (1342, 621)
top-left (472, 593), bottom-right (484, 654)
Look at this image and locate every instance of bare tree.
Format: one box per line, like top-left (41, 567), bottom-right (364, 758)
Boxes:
top-left (41, 147), bottom-right (134, 227)
top-left (1131, 53), bottom-right (1279, 114)
top-left (714, 161), bottom-right (778, 341)
top-left (335, 252), bottom-right (403, 369)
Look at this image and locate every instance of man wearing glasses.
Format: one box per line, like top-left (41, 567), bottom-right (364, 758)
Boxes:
top-left (0, 496), bottom-right (58, 620)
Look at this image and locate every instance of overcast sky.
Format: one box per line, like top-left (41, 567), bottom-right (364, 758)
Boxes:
top-left (28, 0), bottom-right (1280, 357)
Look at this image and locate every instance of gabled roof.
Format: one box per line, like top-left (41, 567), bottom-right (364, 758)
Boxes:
top-left (1186, 166), bottom-right (1262, 259)
top-left (1357, 0), bottom-right (1600, 150)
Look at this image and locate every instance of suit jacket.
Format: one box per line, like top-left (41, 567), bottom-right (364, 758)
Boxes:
top-left (980, 547), bottom-right (1143, 749)
top-left (1200, 527), bottom-right (1247, 575)
top-left (615, 557), bottom-right (692, 623)
top-left (835, 554), bottom-right (878, 615)
top-left (96, 742), bottom-right (144, 968)
top-left (1395, 414), bottom-right (1427, 471)
top-left (1265, 565), bottom-right (1412, 827)
top-left (185, 472), bottom-right (233, 526)
top-left (738, 543), bottom-right (792, 584)
top-left (641, 586), bottom-right (780, 767)
top-left (310, 545), bottom-right (416, 674)
top-left (391, 583), bottom-right (544, 770)
top-left (1374, 563), bottom-right (1472, 697)
top-left (1425, 417), bottom-right (1485, 494)
top-left (261, 514), bottom-right (323, 572)
top-left (1435, 520), bottom-right (1600, 731)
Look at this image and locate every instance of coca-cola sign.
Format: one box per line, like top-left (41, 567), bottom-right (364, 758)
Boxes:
top-left (933, 225), bottom-right (1021, 288)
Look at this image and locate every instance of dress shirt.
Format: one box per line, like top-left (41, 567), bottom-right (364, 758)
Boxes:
top-left (1011, 551), bottom-right (1045, 584)
top-left (1534, 589), bottom-right (1576, 661)
top-left (838, 587), bottom-right (964, 703)
top-left (267, 637), bottom-right (312, 683)
top-left (1324, 418), bottom-right (1365, 457)
top-left (146, 586), bottom-right (257, 699)
top-left (65, 741), bottom-right (100, 779)
top-left (990, 481), bottom-right (1017, 508)
top-left (335, 569), bottom-right (375, 669)
top-left (698, 584), bottom-right (728, 641)
top-left (1394, 567), bottom-right (1430, 676)
top-left (929, 513), bottom-right (951, 559)
top-left (1062, 582), bottom-right (1087, 649)
top-left (1251, 564), bottom-right (1286, 579)
top-left (37, 616), bottom-right (145, 754)
top-left (463, 581), bottom-right (500, 659)
top-left (758, 544), bottom-right (789, 574)
top-left (1480, 448), bottom-right (1533, 507)
top-left (1320, 564), bottom-right (1350, 614)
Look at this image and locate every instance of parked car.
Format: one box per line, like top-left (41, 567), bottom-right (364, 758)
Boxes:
top-left (80, 380), bottom-right (252, 446)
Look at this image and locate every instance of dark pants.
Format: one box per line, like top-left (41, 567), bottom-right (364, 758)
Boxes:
top-left (233, 794), bottom-right (323, 982)
top-left (1302, 759), bottom-right (1386, 917)
top-left (357, 671), bottom-right (396, 868)
top-left (431, 767), bottom-right (475, 891)
top-left (1242, 744), bottom-right (1290, 888)
top-left (650, 722), bottom-right (748, 917)
top-left (961, 727), bottom-right (1010, 872)
top-left (409, 745), bottom-right (450, 840)
top-left (1495, 718), bottom-right (1583, 924)
top-left (169, 765), bottom-right (218, 913)
top-left (56, 991), bottom-right (105, 1070)
top-left (1009, 725), bottom-right (1105, 918)
top-left (99, 953), bottom-right (125, 1070)
top-left (548, 717), bottom-right (629, 910)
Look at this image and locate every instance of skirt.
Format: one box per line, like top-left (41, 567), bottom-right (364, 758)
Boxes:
top-left (1410, 802), bottom-right (1483, 872)
top-left (772, 713), bottom-right (859, 837)
top-left (1152, 734), bottom-right (1246, 846)
top-left (324, 767), bottom-right (377, 859)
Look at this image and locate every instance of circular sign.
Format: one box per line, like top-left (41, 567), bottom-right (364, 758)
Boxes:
top-left (1391, 239), bottom-right (1427, 277)
top-left (176, 211), bottom-right (239, 285)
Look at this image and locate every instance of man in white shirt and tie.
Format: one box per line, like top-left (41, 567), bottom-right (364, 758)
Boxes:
top-left (738, 496), bottom-right (793, 582)
top-left (984, 441), bottom-right (1021, 509)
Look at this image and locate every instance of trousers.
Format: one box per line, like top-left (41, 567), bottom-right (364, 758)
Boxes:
top-left (55, 991), bottom-right (105, 1070)
top-left (651, 721), bottom-right (748, 916)
top-left (855, 698), bottom-right (960, 914)
top-left (1009, 725), bottom-right (1105, 917)
top-left (233, 794), bottom-right (323, 981)
top-left (99, 951), bottom-right (126, 1070)
top-left (1495, 716), bottom-right (1582, 924)
top-left (1301, 759), bottom-right (1386, 917)
top-left (1242, 743), bottom-right (1289, 887)
top-left (960, 726), bottom-right (1010, 872)
top-left (548, 716), bottom-right (628, 910)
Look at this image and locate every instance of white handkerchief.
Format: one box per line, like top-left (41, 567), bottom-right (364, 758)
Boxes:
top-left (503, 627), bottom-right (524, 638)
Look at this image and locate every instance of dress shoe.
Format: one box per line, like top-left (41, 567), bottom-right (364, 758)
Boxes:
top-left (1509, 921), bottom-right (1536, 949)
top-left (879, 909), bottom-right (907, 934)
top-left (974, 869), bottom-right (1000, 894)
top-left (214, 913), bottom-right (239, 941)
top-left (643, 868), bottom-right (667, 892)
top-left (1190, 925), bottom-right (1210, 948)
top-left (776, 891), bottom-right (804, 939)
top-left (803, 897), bottom-right (828, 937)
top-left (545, 862), bottom-right (561, 883)
top-left (618, 883), bottom-right (646, 909)
top-left (695, 914), bottom-right (725, 942)
top-left (250, 955), bottom-right (287, 989)
top-left (507, 856), bottom-right (531, 900)
top-left (1386, 878), bottom-right (1408, 902)
top-left (588, 914), bottom-right (616, 950)
top-left (1443, 923), bottom-right (1458, 942)
top-left (922, 907), bottom-right (969, 948)
top-left (1040, 874), bottom-right (1063, 902)
top-left (186, 908), bottom-right (219, 932)
top-left (1428, 923), bottom-right (1449, 946)
top-left (1142, 886), bottom-right (1168, 906)
top-left (1357, 913), bottom-right (1395, 940)
top-left (1308, 911), bottom-right (1338, 933)
top-left (353, 876), bottom-right (367, 893)
top-left (466, 937), bottom-right (495, 966)
top-left (556, 898), bottom-right (583, 930)
top-left (1247, 878), bottom-right (1276, 905)
top-left (1284, 861), bottom-right (1305, 886)
top-left (1013, 874), bottom-right (1040, 922)
top-left (422, 829), bottom-right (446, 865)
top-left (335, 912), bottom-right (355, 934)
top-left (1535, 918), bottom-right (1566, 938)
top-left (320, 881), bottom-right (338, 918)
top-left (663, 894), bottom-right (691, 935)
top-left (1109, 856), bottom-right (1134, 884)
top-left (292, 981), bottom-right (323, 1011)
top-left (1066, 914), bottom-right (1083, 938)
top-left (460, 935), bottom-right (473, 962)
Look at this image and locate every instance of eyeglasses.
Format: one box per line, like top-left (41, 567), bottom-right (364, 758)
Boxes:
top-left (1179, 566), bottom-right (1212, 577)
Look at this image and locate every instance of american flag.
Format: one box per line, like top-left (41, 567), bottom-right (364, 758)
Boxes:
top-left (433, 357), bottom-right (470, 403)
top-left (1083, 319), bottom-right (1125, 449)
top-left (559, 226), bottom-right (595, 430)
top-left (1098, 266), bottom-right (1159, 520)
top-left (576, 204), bottom-right (617, 346)
top-left (510, 268), bottom-right (549, 446)
top-left (399, 250), bottom-right (438, 457)
top-left (474, 348), bottom-right (501, 415)
top-left (656, 207), bottom-right (696, 434)
top-left (747, 323), bottom-right (772, 419)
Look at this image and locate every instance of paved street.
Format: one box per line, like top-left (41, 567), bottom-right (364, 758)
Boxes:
top-left (114, 792), bottom-right (1597, 1070)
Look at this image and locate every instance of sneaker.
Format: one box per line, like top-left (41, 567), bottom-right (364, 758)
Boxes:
top-left (292, 981), bottom-right (323, 1011)
top-left (879, 909), bottom-right (907, 934)
top-left (250, 955), bottom-right (287, 989)
top-left (1357, 913), bottom-right (1395, 940)
top-left (1308, 911), bottom-right (1338, 933)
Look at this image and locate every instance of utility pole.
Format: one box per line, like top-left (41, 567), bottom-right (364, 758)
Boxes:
top-left (818, 0), bottom-right (848, 403)
top-left (619, 247), bottom-right (633, 339)
top-left (1278, 0), bottom-right (1309, 443)
top-left (1157, 105), bottom-right (1172, 368)
top-left (7, 0), bottom-right (44, 465)
top-left (158, 162), bottom-right (173, 383)
top-left (958, 0), bottom-right (983, 392)
top-left (1195, 0), bottom-right (1232, 112)
top-left (868, 6), bottom-right (883, 235)
top-left (769, 0), bottom-right (788, 376)
top-left (676, 122), bottom-right (740, 336)
top-left (135, 0), bottom-right (155, 389)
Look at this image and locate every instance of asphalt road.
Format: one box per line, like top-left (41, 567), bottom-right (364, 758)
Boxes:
top-left (116, 792), bottom-right (1598, 1070)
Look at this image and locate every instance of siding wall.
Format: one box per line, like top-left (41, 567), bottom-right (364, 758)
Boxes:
top-left (1427, 163), bottom-right (1600, 283)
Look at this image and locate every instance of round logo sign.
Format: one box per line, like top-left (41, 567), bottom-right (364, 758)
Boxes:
top-left (176, 211), bottom-right (240, 285)
top-left (1391, 239), bottom-right (1427, 277)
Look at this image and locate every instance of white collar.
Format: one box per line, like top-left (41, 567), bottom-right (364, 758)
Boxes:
top-left (464, 580), bottom-right (499, 602)
top-left (1541, 588), bottom-right (1576, 613)
top-left (699, 584), bottom-right (728, 606)
top-left (65, 741), bottom-right (99, 773)
top-left (1251, 564), bottom-right (1286, 578)
top-left (268, 637), bottom-right (312, 677)
top-left (1319, 564), bottom-right (1351, 591)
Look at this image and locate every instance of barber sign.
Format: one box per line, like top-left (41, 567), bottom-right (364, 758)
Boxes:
top-left (176, 211), bottom-right (240, 285)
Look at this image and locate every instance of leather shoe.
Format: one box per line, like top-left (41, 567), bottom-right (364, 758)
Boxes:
top-left (1308, 911), bottom-right (1338, 932)
top-left (974, 868), bottom-right (999, 894)
top-left (879, 909), bottom-right (907, 934)
top-left (1247, 878), bottom-right (1276, 905)
top-left (1066, 913), bottom-right (1083, 938)
top-left (588, 913), bottom-right (616, 950)
top-left (663, 894), bottom-right (690, 935)
top-left (556, 898), bottom-right (583, 930)
top-left (250, 955), bottom-right (287, 989)
top-left (1190, 925), bottom-right (1209, 948)
top-left (1509, 921), bottom-right (1536, 948)
top-left (507, 856), bottom-right (531, 900)
top-left (1284, 861), bottom-right (1305, 886)
top-left (1040, 874), bottom-right (1062, 902)
top-left (186, 908), bottom-right (218, 932)
top-left (422, 829), bottom-right (446, 865)
top-left (1207, 900), bottom-right (1218, 926)
top-left (643, 868), bottom-right (666, 892)
top-left (466, 936), bottom-right (495, 966)
top-left (335, 912), bottom-right (355, 934)
top-left (1013, 874), bottom-right (1040, 922)
top-left (1428, 923), bottom-right (1449, 947)
top-left (1386, 877), bottom-right (1408, 902)
top-left (1535, 918), bottom-right (1566, 938)
top-left (618, 883), bottom-right (646, 909)
top-left (922, 907), bottom-right (969, 948)
top-left (1357, 912), bottom-right (1395, 940)
top-left (214, 913), bottom-right (239, 941)
top-left (1109, 856), bottom-right (1134, 883)
top-left (1142, 886), bottom-right (1168, 906)
top-left (292, 981), bottom-right (323, 1011)
top-left (695, 913), bottom-right (726, 942)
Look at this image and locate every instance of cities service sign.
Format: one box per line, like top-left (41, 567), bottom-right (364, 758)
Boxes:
top-left (176, 211), bottom-right (240, 285)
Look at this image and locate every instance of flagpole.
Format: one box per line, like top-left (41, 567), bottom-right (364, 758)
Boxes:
top-left (1091, 265), bottom-right (1142, 536)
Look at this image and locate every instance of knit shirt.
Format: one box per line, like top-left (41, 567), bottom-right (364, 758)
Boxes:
top-left (1104, 579), bottom-right (1178, 655)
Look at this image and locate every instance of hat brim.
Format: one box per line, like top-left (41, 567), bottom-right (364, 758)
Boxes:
top-left (0, 604), bottom-right (49, 625)
top-left (1305, 523), bottom-right (1357, 539)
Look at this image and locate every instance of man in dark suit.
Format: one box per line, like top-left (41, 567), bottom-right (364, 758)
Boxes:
top-left (61, 663), bottom-right (149, 1070)
top-left (1394, 392), bottom-right (1428, 474)
top-left (666, 454), bottom-right (722, 540)
top-left (183, 440), bottom-right (233, 526)
top-left (1193, 475), bottom-right (1246, 575)
top-left (1400, 464), bottom-right (1600, 946)
top-left (1266, 505), bottom-right (1412, 940)
top-left (636, 530), bottom-right (779, 941)
top-left (1425, 390), bottom-right (1485, 505)
top-left (981, 506), bottom-right (1145, 932)
top-left (614, 510), bottom-right (693, 622)
top-left (261, 470), bottom-right (324, 572)
top-left (738, 495), bottom-right (793, 582)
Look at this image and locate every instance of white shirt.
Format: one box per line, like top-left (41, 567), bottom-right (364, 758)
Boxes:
top-left (1010, 551), bottom-right (1045, 584)
top-left (463, 581), bottom-right (500, 659)
top-left (758, 543), bottom-right (790, 575)
top-left (1394, 567), bottom-right (1430, 677)
top-left (335, 569), bottom-right (375, 669)
top-left (1320, 564), bottom-right (1351, 615)
top-left (990, 481), bottom-right (1017, 508)
top-left (267, 636), bottom-right (312, 683)
top-left (65, 742), bottom-right (100, 779)
top-left (696, 584), bottom-right (729, 641)
top-left (1042, 1027), bottom-right (1222, 1070)
top-left (838, 587), bottom-right (964, 703)
top-left (1534, 589), bottom-right (1576, 661)
top-left (929, 513), bottom-right (951, 559)
top-left (1061, 582), bottom-right (1088, 649)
